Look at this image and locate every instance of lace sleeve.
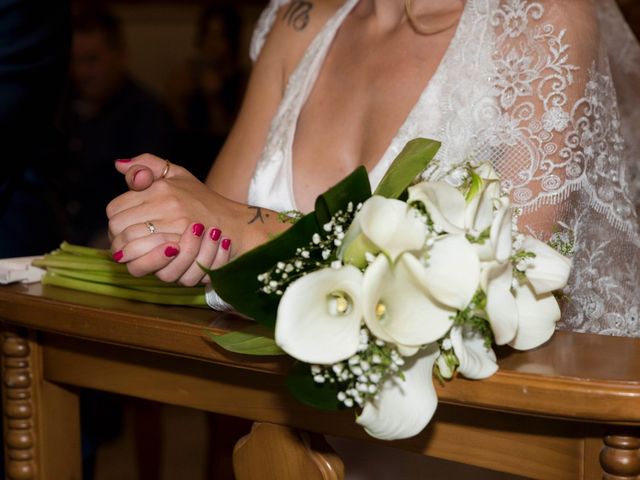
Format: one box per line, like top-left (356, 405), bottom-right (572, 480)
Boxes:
top-left (485, 0), bottom-right (634, 238)
top-left (483, 0), bottom-right (640, 336)
top-left (249, 0), bottom-right (292, 62)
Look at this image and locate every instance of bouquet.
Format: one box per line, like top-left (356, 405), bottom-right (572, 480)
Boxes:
top-left (208, 138), bottom-right (572, 441)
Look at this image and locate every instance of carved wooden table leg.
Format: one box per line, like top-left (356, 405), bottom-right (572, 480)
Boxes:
top-left (1, 326), bottom-right (81, 480)
top-left (233, 422), bottom-right (344, 480)
top-left (600, 431), bottom-right (640, 479)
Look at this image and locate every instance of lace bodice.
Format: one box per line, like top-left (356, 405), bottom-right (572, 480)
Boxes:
top-left (247, 0), bottom-right (640, 337)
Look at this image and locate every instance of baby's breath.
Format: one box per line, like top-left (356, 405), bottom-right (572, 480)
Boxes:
top-left (257, 203), bottom-right (360, 296)
top-left (310, 328), bottom-right (405, 409)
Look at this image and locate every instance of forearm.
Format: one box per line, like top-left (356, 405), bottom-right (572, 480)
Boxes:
top-left (226, 203), bottom-right (293, 258)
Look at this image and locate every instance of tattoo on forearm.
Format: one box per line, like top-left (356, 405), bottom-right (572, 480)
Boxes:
top-left (248, 206), bottom-right (269, 224)
top-left (283, 1), bottom-right (313, 31)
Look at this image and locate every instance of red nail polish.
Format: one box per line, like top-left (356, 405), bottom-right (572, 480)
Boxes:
top-left (165, 246), bottom-right (179, 257)
top-left (112, 250), bottom-right (124, 262)
top-left (210, 228), bottom-right (222, 241)
top-left (116, 158), bottom-right (131, 162)
top-left (192, 223), bottom-right (205, 237)
top-left (221, 238), bottom-right (231, 251)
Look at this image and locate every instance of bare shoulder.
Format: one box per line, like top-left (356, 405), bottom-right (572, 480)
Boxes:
top-left (537, 0), bottom-right (597, 26)
top-left (257, 0), bottom-right (345, 83)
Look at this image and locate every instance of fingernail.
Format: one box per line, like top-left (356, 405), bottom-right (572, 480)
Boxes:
top-left (164, 246), bottom-right (179, 257)
top-left (132, 169), bottom-right (142, 183)
top-left (192, 223), bottom-right (205, 237)
top-left (210, 228), bottom-right (222, 241)
top-left (116, 158), bottom-right (131, 162)
top-left (221, 238), bottom-right (231, 251)
top-left (112, 250), bottom-right (124, 262)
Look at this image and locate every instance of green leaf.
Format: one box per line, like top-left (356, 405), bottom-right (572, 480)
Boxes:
top-left (285, 362), bottom-right (342, 411)
top-left (208, 167), bottom-right (372, 327)
top-left (374, 138), bottom-right (441, 199)
top-left (206, 325), bottom-right (285, 356)
top-left (207, 213), bottom-right (320, 327)
top-left (315, 166), bottom-right (371, 226)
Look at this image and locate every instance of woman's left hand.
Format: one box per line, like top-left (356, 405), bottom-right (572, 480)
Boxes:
top-left (107, 154), bottom-right (240, 282)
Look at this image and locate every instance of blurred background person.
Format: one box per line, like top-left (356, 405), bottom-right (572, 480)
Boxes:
top-left (60, 3), bottom-right (176, 247)
top-left (0, 0), bottom-right (70, 258)
top-left (167, 3), bottom-right (246, 181)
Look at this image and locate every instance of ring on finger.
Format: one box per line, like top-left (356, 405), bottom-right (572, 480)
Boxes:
top-left (160, 160), bottom-right (171, 179)
top-left (145, 221), bottom-right (158, 234)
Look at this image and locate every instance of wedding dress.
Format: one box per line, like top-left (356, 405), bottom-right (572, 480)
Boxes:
top-left (247, 0), bottom-right (640, 338)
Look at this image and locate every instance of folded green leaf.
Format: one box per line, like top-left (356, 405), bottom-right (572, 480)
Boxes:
top-left (374, 138), bottom-right (441, 199)
top-left (315, 166), bottom-right (371, 227)
top-left (206, 325), bottom-right (285, 356)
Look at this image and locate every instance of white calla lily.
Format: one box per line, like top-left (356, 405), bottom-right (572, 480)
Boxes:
top-left (356, 344), bottom-right (440, 440)
top-left (275, 266), bottom-right (363, 364)
top-left (341, 196), bottom-right (427, 266)
top-left (521, 236), bottom-right (572, 295)
top-left (481, 261), bottom-right (519, 345)
top-left (450, 326), bottom-right (498, 379)
top-left (419, 234), bottom-right (480, 310)
top-left (489, 197), bottom-right (513, 263)
top-left (363, 254), bottom-right (455, 351)
top-left (408, 182), bottom-right (466, 234)
top-left (465, 165), bottom-right (502, 234)
top-left (510, 281), bottom-right (561, 350)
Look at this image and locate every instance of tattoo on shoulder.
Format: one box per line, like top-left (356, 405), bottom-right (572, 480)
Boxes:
top-left (248, 206), bottom-right (270, 224)
top-left (283, 1), bottom-right (313, 31)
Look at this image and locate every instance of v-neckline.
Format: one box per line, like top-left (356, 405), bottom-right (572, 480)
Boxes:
top-left (285, 0), bottom-right (471, 211)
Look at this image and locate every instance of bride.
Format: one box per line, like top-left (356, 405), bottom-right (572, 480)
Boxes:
top-left (108, 0), bottom-right (640, 337)
top-left (106, 0), bottom-right (640, 476)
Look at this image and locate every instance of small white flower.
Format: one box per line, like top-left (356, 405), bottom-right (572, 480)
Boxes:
top-left (312, 233), bottom-right (321, 244)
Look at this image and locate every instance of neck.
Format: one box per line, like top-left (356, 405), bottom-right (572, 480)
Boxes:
top-left (355, 0), bottom-right (464, 34)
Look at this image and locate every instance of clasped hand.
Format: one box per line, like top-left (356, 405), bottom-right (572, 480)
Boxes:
top-left (107, 154), bottom-right (234, 286)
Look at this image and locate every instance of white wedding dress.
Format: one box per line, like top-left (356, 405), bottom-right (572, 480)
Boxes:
top-left (211, 1), bottom-right (640, 477)
top-left (248, 0), bottom-right (640, 338)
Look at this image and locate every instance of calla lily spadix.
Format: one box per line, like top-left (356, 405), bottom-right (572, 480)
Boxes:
top-left (341, 196), bottom-right (427, 267)
top-left (363, 254), bottom-right (456, 354)
top-left (275, 266), bottom-right (364, 364)
top-left (356, 344), bottom-right (440, 440)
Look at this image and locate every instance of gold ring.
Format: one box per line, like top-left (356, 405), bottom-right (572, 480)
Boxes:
top-left (145, 221), bottom-right (158, 234)
top-left (160, 160), bottom-right (171, 179)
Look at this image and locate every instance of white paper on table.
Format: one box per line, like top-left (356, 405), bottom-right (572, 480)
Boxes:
top-left (0, 256), bottom-right (45, 284)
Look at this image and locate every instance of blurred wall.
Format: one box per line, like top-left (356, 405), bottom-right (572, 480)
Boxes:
top-left (110, 3), bottom-right (262, 101)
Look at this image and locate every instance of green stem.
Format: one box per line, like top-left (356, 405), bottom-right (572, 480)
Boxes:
top-left (42, 273), bottom-right (208, 307)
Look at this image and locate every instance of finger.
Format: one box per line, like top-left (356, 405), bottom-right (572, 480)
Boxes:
top-left (154, 222), bottom-right (207, 283)
top-left (111, 231), bottom-right (181, 264)
top-left (211, 236), bottom-right (232, 270)
top-left (125, 166), bottom-right (155, 191)
top-left (111, 220), bottom-right (182, 252)
top-left (109, 202), bottom-right (190, 239)
top-left (121, 242), bottom-right (181, 278)
top-left (178, 226), bottom-right (222, 286)
top-left (114, 153), bottom-right (183, 180)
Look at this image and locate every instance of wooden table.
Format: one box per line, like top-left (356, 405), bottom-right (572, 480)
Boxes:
top-left (0, 283), bottom-right (639, 480)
